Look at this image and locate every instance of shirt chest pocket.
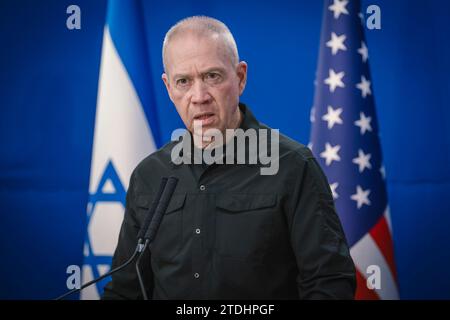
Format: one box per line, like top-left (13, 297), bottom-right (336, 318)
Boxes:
top-left (136, 193), bottom-right (186, 262)
top-left (215, 194), bottom-right (277, 260)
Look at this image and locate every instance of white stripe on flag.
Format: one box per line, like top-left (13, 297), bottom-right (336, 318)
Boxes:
top-left (384, 206), bottom-right (393, 233)
top-left (89, 26), bottom-right (156, 193)
top-left (351, 232), bottom-right (399, 300)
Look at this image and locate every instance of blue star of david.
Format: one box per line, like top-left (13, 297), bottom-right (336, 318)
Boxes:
top-left (83, 160), bottom-right (126, 297)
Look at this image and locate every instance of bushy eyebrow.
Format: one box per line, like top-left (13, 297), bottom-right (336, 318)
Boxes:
top-left (172, 67), bottom-right (226, 80)
top-left (172, 73), bottom-right (191, 81)
top-left (201, 67), bottom-right (226, 75)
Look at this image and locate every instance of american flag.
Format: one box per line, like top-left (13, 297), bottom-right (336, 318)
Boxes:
top-left (309, 0), bottom-right (399, 299)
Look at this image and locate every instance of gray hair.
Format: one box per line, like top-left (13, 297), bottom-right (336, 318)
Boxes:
top-left (162, 16), bottom-right (239, 73)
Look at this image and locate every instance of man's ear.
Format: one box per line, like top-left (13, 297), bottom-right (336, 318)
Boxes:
top-left (236, 61), bottom-right (248, 96)
top-left (162, 73), bottom-right (173, 101)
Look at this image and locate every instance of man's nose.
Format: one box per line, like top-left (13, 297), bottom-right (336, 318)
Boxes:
top-left (190, 80), bottom-right (211, 105)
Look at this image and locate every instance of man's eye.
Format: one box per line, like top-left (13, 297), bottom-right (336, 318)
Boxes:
top-left (176, 78), bottom-right (189, 86)
top-left (205, 73), bottom-right (221, 82)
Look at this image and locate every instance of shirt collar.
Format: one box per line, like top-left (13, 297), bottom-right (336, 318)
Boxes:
top-left (169, 103), bottom-right (261, 168)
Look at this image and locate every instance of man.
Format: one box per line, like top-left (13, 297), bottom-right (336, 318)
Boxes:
top-left (102, 16), bottom-right (356, 299)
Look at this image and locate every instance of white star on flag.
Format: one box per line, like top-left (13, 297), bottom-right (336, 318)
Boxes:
top-left (380, 165), bottom-right (386, 179)
top-left (356, 75), bottom-right (372, 98)
top-left (351, 185), bottom-right (371, 209)
top-left (322, 105), bottom-right (343, 129)
top-left (358, 12), bottom-right (364, 24)
top-left (358, 41), bottom-right (369, 63)
top-left (326, 32), bottom-right (347, 55)
top-left (328, 0), bottom-right (349, 19)
top-left (354, 112), bottom-right (372, 135)
top-left (330, 182), bottom-right (339, 199)
top-left (310, 106), bottom-right (315, 123)
top-left (352, 149), bottom-right (372, 173)
top-left (320, 142), bottom-right (341, 166)
top-left (324, 69), bottom-right (345, 93)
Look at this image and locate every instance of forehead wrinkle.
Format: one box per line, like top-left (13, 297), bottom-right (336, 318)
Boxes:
top-left (166, 37), bottom-right (231, 78)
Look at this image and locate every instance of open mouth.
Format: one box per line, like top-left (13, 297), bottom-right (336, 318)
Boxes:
top-left (194, 112), bottom-right (214, 120)
top-left (193, 112), bottom-right (215, 126)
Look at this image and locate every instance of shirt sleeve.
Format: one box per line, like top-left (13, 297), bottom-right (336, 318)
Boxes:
top-left (287, 151), bottom-right (356, 299)
top-left (101, 170), bottom-right (154, 300)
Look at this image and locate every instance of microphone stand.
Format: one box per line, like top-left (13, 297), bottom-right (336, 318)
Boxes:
top-left (54, 177), bottom-right (170, 300)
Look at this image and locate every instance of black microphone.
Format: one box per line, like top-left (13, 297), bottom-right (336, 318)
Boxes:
top-left (135, 176), bottom-right (179, 300)
top-left (144, 176), bottom-right (179, 242)
top-left (137, 178), bottom-right (168, 241)
top-left (54, 177), bottom-right (169, 300)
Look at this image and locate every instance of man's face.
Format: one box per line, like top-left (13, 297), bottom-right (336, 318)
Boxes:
top-left (162, 32), bottom-right (247, 141)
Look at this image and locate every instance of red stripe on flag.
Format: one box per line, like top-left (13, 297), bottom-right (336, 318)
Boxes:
top-left (355, 268), bottom-right (379, 300)
top-left (369, 216), bottom-right (398, 282)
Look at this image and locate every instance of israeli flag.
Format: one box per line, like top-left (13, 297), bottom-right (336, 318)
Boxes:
top-left (81, 0), bottom-right (160, 299)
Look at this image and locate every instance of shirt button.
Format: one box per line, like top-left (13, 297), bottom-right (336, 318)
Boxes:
top-left (195, 228), bottom-right (201, 234)
top-left (199, 185), bottom-right (206, 191)
top-left (194, 273), bottom-right (200, 279)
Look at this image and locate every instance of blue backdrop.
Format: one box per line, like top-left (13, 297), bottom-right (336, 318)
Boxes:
top-left (0, 0), bottom-right (449, 299)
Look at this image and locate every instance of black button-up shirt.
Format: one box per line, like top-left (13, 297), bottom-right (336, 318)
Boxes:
top-left (102, 104), bottom-right (356, 300)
